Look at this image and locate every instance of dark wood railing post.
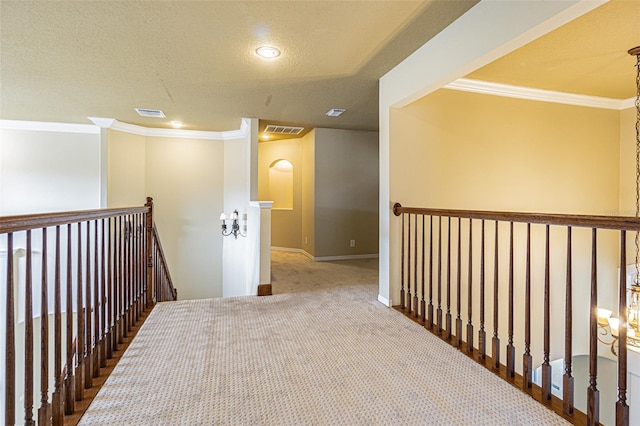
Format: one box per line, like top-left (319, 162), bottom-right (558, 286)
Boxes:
top-left (5, 233), bottom-right (15, 426)
top-left (400, 212), bottom-right (405, 310)
top-left (506, 221), bottom-right (515, 379)
top-left (25, 230), bottom-right (34, 425)
top-left (146, 197), bottom-right (154, 308)
top-left (428, 216), bottom-right (434, 328)
top-left (478, 220), bottom-right (486, 361)
top-left (616, 230), bottom-right (629, 426)
top-left (456, 218), bottom-right (462, 347)
top-left (492, 221), bottom-right (500, 369)
top-left (413, 214), bottom-right (419, 318)
top-left (446, 217), bottom-right (452, 339)
top-left (587, 228), bottom-right (599, 425)
top-left (39, 227), bottom-right (50, 424)
top-left (542, 224), bottom-right (551, 401)
top-left (563, 226), bottom-right (574, 415)
top-left (420, 215), bottom-right (426, 323)
top-left (437, 216), bottom-right (443, 334)
top-left (523, 223), bottom-right (532, 390)
top-left (466, 219), bottom-right (474, 354)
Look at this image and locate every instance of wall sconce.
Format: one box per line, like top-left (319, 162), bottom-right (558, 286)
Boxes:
top-left (597, 285), bottom-right (640, 355)
top-left (220, 209), bottom-right (246, 239)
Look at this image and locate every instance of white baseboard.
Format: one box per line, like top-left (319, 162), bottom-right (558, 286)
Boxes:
top-left (377, 294), bottom-right (392, 307)
top-left (271, 247), bottom-right (378, 262)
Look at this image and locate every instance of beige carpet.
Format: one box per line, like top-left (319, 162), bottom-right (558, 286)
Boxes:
top-left (79, 251), bottom-right (568, 425)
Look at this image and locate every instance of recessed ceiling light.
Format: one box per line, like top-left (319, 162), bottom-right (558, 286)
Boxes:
top-left (326, 108), bottom-right (345, 117)
top-left (256, 46), bottom-right (281, 59)
top-left (261, 133), bottom-right (271, 140)
top-left (170, 121), bottom-right (183, 128)
top-left (135, 108), bottom-right (165, 118)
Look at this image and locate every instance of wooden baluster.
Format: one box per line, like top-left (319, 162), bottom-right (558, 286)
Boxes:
top-left (446, 217), bottom-right (452, 339)
top-left (100, 219), bottom-right (107, 367)
top-left (25, 230), bottom-right (34, 425)
top-left (112, 217), bottom-right (119, 349)
top-left (523, 223), bottom-right (532, 390)
top-left (75, 222), bottom-right (84, 401)
top-left (478, 220), bottom-right (486, 361)
top-left (53, 226), bottom-right (63, 425)
top-left (84, 221), bottom-right (93, 389)
top-left (466, 219), bottom-right (474, 354)
top-left (456, 218), bottom-right (462, 347)
top-left (506, 222), bottom-right (515, 378)
top-left (542, 224), bottom-right (551, 400)
top-left (587, 228), bottom-right (599, 425)
top-left (5, 233), bottom-right (16, 426)
top-left (427, 216), bottom-right (434, 328)
top-left (563, 226), bottom-right (574, 414)
top-left (115, 216), bottom-right (122, 347)
top-left (145, 199), bottom-right (155, 308)
top-left (407, 214), bottom-right (412, 312)
top-left (106, 218), bottom-right (113, 359)
top-left (127, 215), bottom-right (133, 334)
top-left (93, 220), bottom-right (100, 378)
top-left (413, 214), bottom-right (419, 318)
top-left (492, 221), bottom-right (500, 369)
top-left (400, 213), bottom-right (405, 309)
top-left (616, 230), bottom-right (629, 426)
top-left (420, 215), bottom-right (426, 323)
top-left (64, 224), bottom-right (75, 413)
top-left (437, 216), bottom-right (443, 333)
top-left (39, 228), bottom-right (50, 424)
top-left (120, 216), bottom-right (126, 341)
top-left (133, 215), bottom-right (138, 321)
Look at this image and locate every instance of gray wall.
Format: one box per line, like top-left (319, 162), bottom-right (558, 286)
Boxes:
top-left (313, 128), bottom-right (379, 257)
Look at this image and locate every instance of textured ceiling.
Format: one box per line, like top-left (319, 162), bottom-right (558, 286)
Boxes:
top-left (467, 0), bottom-right (640, 100)
top-left (0, 0), bottom-right (477, 132)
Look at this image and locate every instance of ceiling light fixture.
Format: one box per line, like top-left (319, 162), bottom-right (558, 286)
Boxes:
top-left (326, 108), bottom-right (345, 117)
top-left (170, 121), bottom-right (183, 129)
top-left (256, 46), bottom-right (281, 59)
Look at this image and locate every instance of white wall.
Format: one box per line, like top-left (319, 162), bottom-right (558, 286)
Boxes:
top-left (0, 126), bottom-right (102, 215)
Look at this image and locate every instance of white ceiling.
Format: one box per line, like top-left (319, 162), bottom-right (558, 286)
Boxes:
top-left (0, 0), bottom-right (477, 132)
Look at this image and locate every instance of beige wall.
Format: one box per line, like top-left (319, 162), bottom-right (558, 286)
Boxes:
top-left (258, 138), bottom-right (303, 249)
top-left (107, 131), bottom-right (225, 300)
top-left (390, 89), bottom-right (620, 367)
top-left (107, 129), bottom-right (146, 207)
top-left (314, 128), bottom-right (379, 257)
top-left (301, 131), bottom-right (316, 256)
top-left (145, 136), bottom-right (224, 300)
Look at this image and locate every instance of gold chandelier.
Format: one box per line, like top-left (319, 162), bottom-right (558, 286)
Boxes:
top-left (597, 46), bottom-right (640, 356)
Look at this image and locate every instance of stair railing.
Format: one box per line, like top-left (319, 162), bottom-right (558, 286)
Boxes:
top-left (1, 197), bottom-right (176, 425)
top-left (393, 203), bottom-right (635, 426)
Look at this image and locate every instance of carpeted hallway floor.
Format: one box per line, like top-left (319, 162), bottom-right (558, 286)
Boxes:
top-left (78, 251), bottom-right (568, 425)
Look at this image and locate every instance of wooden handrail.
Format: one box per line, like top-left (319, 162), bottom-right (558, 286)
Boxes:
top-left (0, 206), bottom-right (150, 233)
top-left (393, 203), bottom-right (640, 231)
top-left (1, 198), bottom-right (176, 425)
top-left (393, 202), bottom-right (633, 426)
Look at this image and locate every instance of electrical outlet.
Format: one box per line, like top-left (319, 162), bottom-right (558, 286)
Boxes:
top-left (350, 239), bottom-right (356, 247)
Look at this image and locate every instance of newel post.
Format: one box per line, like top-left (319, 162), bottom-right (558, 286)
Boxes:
top-left (145, 197), bottom-right (154, 308)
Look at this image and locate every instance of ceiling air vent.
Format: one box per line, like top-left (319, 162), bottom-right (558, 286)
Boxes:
top-left (135, 108), bottom-right (166, 118)
top-left (264, 125), bottom-right (304, 135)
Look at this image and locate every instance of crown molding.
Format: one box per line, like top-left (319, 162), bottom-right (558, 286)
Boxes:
top-left (108, 118), bottom-right (250, 140)
top-left (444, 78), bottom-right (631, 110)
top-left (621, 97), bottom-right (637, 110)
top-left (0, 120), bottom-right (100, 134)
top-left (0, 117), bottom-right (251, 140)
